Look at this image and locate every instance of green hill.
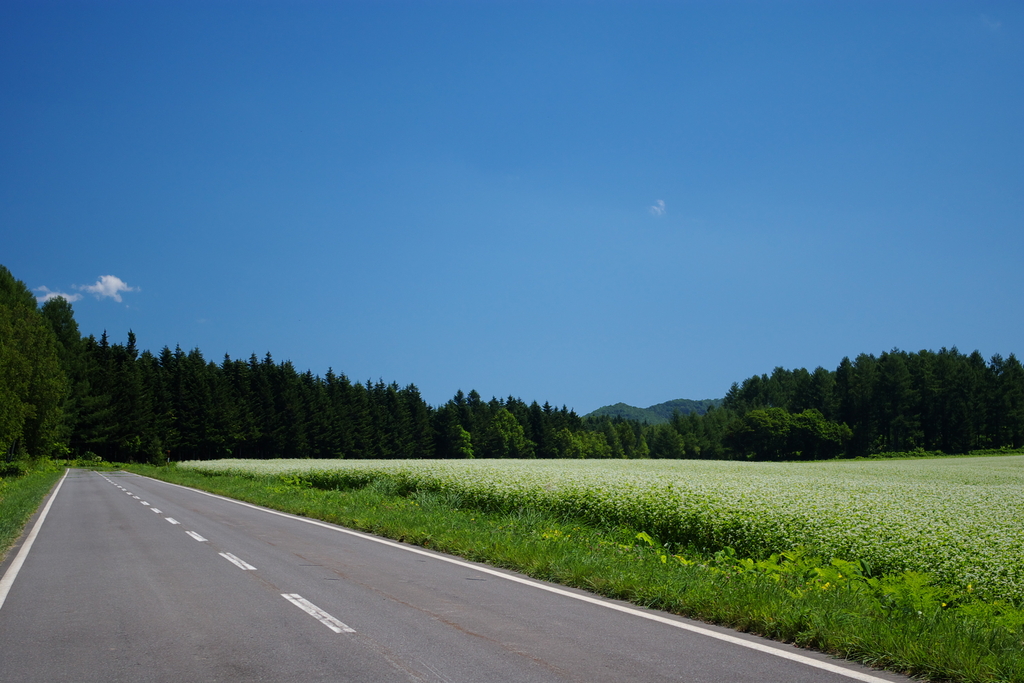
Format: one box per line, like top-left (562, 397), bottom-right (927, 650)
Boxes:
top-left (585, 398), bottom-right (722, 424)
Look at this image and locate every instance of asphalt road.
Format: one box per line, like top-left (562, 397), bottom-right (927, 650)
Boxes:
top-left (0, 469), bottom-right (916, 683)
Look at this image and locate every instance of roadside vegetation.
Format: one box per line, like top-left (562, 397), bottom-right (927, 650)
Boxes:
top-left (129, 459), bottom-right (1024, 683)
top-left (0, 462), bottom-right (63, 561)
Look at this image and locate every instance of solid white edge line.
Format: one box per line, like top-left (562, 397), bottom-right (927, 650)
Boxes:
top-left (0, 469), bottom-right (69, 612)
top-left (219, 552), bottom-right (256, 570)
top-left (134, 473), bottom-right (897, 683)
top-left (281, 593), bottom-right (354, 633)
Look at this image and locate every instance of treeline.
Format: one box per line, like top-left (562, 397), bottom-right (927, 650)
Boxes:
top-left (721, 349), bottom-right (1024, 457)
top-left (2, 265), bottom-right (590, 463)
top-left (65, 334), bottom-right (589, 463)
top-left (583, 347), bottom-right (1024, 462)
top-left (3, 263), bottom-right (1023, 464)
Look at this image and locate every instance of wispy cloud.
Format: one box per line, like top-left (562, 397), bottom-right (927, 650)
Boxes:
top-left (980, 14), bottom-right (1003, 32)
top-left (74, 275), bottom-right (137, 302)
top-left (34, 286), bottom-right (83, 304)
top-left (649, 199), bottom-right (666, 216)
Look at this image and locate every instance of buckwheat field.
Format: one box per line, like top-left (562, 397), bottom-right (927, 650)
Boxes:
top-left (179, 455), bottom-right (1024, 603)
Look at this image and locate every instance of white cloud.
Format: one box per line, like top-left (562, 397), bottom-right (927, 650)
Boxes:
top-left (649, 200), bottom-right (666, 216)
top-left (74, 275), bottom-right (137, 302)
top-left (34, 286), bottom-right (83, 304)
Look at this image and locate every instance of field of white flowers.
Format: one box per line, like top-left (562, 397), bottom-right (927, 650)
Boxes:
top-left (178, 455), bottom-right (1024, 603)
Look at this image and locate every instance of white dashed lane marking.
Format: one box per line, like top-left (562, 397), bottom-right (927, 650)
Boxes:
top-left (282, 594), bottom-right (354, 633)
top-left (220, 553), bottom-right (256, 571)
top-left (165, 517), bottom-right (180, 525)
top-left (185, 531), bottom-right (208, 542)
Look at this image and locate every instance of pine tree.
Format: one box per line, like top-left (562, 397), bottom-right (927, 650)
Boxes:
top-left (0, 266), bottom-right (68, 460)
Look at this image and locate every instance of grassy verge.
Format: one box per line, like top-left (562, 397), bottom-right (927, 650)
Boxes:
top-left (127, 464), bottom-right (1024, 683)
top-left (0, 465), bottom-right (64, 562)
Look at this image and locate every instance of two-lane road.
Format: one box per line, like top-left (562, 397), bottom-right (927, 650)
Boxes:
top-left (0, 470), bottom-right (913, 682)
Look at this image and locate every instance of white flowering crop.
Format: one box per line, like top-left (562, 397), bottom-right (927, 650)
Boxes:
top-left (179, 455), bottom-right (1024, 603)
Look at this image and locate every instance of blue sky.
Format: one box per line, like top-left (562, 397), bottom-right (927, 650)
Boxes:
top-left (2, 1), bottom-right (1022, 414)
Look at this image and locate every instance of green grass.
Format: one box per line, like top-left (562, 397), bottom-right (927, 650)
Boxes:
top-left (128, 463), bottom-right (1024, 683)
top-left (0, 465), bottom-right (64, 562)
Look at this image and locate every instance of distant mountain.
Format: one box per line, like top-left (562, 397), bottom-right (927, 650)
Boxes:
top-left (585, 398), bottom-right (723, 424)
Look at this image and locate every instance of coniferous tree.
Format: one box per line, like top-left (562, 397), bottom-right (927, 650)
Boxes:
top-left (876, 350), bottom-right (918, 452)
top-left (0, 267), bottom-right (67, 460)
top-left (402, 384), bottom-right (435, 458)
top-left (37, 296), bottom-right (95, 459)
top-left (648, 423), bottom-right (686, 459)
